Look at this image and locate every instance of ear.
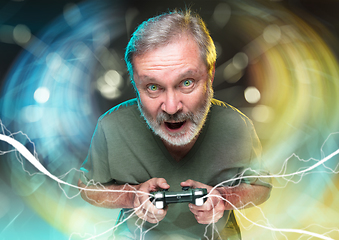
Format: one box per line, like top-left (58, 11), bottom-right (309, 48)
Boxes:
top-left (210, 63), bottom-right (216, 84)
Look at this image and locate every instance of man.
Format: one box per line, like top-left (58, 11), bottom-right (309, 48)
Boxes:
top-left (79, 10), bottom-right (271, 240)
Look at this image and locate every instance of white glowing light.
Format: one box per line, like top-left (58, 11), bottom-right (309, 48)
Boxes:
top-left (252, 105), bottom-right (274, 123)
top-left (21, 105), bottom-right (44, 123)
top-left (223, 63), bottom-right (243, 83)
top-left (93, 27), bottom-right (110, 50)
top-left (13, 24), bottom-right (31, 44)
top-left (104, 70), bottom-right (122, 87)
top-left (244, 86), bottom-right (261, 104)
top-left (213, 3), bottom-right (231, 28)
top-left (72, 42), bottom-right (90, 59)
top-left (46, 52), bottom-right (62, 70)
top-left (97, 70), bottom-right (123, 99)
top-left (233, 52), bottom-right (249, 70)
top-left (263, 24), bottom-right (281, 44)
top-left (34, 87), bottom-right (50, 104)
top-left (63, 3), bottom-right (82, 26)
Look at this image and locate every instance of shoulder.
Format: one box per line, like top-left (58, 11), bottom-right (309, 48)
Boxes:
top-left (97, 98), bottom-right (142, 128)
top-left (207, 99), bottom-right (260, 153)
top-left (210, 98), bottom-right (252, 126)
top-left (99, 98), bottom-right (138, 119)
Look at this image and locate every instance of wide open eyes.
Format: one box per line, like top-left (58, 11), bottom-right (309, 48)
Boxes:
top-left (147, 84), bottom-right (159, 91)
top-left (145, 79), bottom-right (195, 97)
top-left (182, 79), bottom-right (193, 87)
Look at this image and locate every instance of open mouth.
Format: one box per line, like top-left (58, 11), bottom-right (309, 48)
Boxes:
top-left (165, 121), bottom-right (186, 130)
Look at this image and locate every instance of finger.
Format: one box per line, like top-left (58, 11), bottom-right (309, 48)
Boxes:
top-left (189, 201), bottom-right (213, 211)
top-left (189, 201), bottom-right (224, 220)
top-left (189, 206), bottom-right (206, 216)
top-left (181, 179), bottom-right (211, 190)
top-left (135, 209), bottom-right (160, 224)
top-left (156, 178), bottom-right (170, 189)
top-left (78, 179), bottom-right (86, 188)
top-left (139, 205), bottom-right (165, 217)
top-left (204, 210), bottom-right (224, 224)
top-left (142, 195), bottom-right (166, 215)
top-left (143, 212), bottom-right (165, 224)
top-left (196, 217), bottom-right (216, 225)
top-left (194, 208), bottom-right (224, 224)
top-left (144, 216), bottom-right (160, 224)
top-left (194, 211), bottom-right (214, 225)
top-left (137, 205), bottom-right (167, 223)
top-left (180, 179), bottom-right (196, 188)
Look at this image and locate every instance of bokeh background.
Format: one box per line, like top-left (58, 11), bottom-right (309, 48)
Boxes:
top-left (0, 0), bottom-right (339, 239)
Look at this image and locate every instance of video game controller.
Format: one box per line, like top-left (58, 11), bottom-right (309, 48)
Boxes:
top-left (150, 187), bottom-right (208, 209)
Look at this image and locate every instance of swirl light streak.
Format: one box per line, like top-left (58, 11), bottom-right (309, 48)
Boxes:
top-left (0, 0), bottom-right (339, 239)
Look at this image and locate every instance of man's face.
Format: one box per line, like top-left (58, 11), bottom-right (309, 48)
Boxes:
top-left (133, 36), bottom-right (214, 146)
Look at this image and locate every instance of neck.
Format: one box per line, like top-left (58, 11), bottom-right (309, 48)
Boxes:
top-left (162, 138), bottom-right (197, 162)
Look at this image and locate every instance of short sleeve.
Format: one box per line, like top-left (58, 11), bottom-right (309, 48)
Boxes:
top-left (80, 120), bottom-right (113, 184)
top-left (238, 118), bottom-right (272, 189)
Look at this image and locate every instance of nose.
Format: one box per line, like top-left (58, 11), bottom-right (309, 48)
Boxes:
top-left (161, 89), bottom-right (183, 115)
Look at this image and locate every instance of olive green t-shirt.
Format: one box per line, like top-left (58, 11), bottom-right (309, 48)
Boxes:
top-left (81, 98), bottom-right (270, 240)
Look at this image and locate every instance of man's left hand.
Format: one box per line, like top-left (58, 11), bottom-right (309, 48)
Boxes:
top-left (181, 179), bottom-right (225, 224)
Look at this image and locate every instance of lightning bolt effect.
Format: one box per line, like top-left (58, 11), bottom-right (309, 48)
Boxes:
top-left (0, 124), bottom-right (339, 240)
top-left (1, 0), bottom-right (339, 239)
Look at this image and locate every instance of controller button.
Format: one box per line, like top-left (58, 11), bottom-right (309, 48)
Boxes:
top-left (195, 190), bottom-right (203, 196)
top-left (155, 193), bottom-right (163, 198)
top-left (155, 201), bottom-right (164, 209)
top-left (195, 198), bottom-right (204, 206)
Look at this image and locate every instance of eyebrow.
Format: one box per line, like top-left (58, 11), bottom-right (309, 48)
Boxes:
top-left (136, 75), bottom-right (156, 82)
top-left (178, 70), bottom-right (198, 79)
top-left (136, 69), bottom-right (199, 83)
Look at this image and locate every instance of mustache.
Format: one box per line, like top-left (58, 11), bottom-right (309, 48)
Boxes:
top-left (156, 111), bottom-right (196, 125)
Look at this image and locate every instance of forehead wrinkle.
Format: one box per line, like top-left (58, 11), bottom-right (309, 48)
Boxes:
top-left (133, 37), bottom-right (207, 83)
top-left (138, 59), bottom-right (187, 71)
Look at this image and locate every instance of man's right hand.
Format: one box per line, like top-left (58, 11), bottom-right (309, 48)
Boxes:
top-left (133, 178), bottom-right (170, 224)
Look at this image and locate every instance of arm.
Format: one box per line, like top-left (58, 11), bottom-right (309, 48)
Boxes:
top-left (216, 182), bottom-right (271, 210)
top-left (78, 178), bottom-right (170, 223)
top-left (181, 180), bottom-right (271, 224)
top-left (78, 179), bottom-right (137, 209)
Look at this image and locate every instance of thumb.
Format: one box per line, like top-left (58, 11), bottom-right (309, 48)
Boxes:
top-left (156, 178), bottom-right (170, 189)
top-left (180, 179), bottom-right (195, 188)
top-left (160, 182), bottom-right (170, 189)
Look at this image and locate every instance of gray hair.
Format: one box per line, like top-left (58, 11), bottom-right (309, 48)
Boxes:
top-left (124, 9), bottom-right (216, 85)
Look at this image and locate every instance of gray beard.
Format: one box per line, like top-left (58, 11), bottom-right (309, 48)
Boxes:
top-left (137, 84), bottom-right (214, 146)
